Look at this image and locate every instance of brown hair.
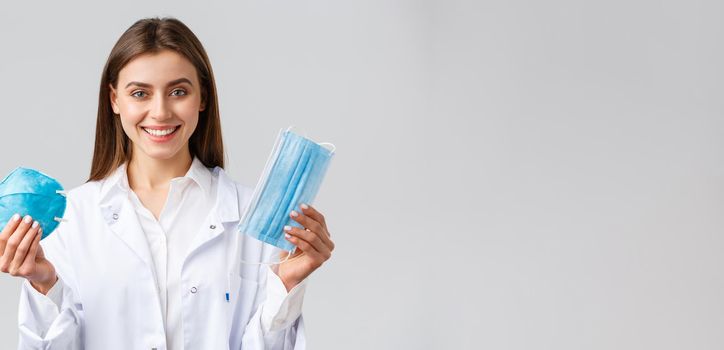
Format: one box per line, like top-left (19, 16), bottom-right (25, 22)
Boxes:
top-left (88, 16), bottom-right (224, 182)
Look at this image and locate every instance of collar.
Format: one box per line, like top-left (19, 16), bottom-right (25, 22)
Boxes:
top-left (97, 156), bottom-right (239, 223)
top-left (100, 155), bottom-right (210, 197)
top-left (96, 157), bottom-right (241, 278)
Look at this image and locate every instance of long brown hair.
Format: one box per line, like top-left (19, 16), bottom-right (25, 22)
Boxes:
top-left (88, 16), bottom-right (224, 182)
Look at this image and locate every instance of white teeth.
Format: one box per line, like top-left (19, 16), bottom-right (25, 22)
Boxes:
top-left (143, 127), bottom-right (178, 136)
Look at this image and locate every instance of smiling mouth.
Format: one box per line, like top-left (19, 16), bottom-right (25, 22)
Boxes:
top-left (141, 126), bottom-right (180, 137)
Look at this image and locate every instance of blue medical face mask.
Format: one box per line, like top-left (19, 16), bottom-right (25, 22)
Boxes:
top-left (238, 127), bottom-right (335, 252)
top-left (0, 167), bottom-right (67, 240)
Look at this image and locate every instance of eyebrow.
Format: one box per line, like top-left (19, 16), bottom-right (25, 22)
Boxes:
top-left (125, 78), bottom-right (193, 89)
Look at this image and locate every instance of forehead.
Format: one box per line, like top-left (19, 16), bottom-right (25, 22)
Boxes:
top-left (118, 50), bottom-right (198, 86)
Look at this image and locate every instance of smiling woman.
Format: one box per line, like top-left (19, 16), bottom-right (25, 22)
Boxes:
top-left (6, 16), bottom-right (334, 350)
top-left (90, 18), bottom-right (222, 182)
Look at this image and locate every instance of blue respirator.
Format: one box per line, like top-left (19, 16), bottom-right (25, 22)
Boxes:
top-left (238, 127), bottom-right (336, 253)
top-left (0, 167), bottom-right (67, 240)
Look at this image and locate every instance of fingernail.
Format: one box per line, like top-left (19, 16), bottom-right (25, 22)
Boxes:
top-left (23, 215), bottom-right (32, 223)
top-left (290, 211), bottom-right (298, 217)
top-left (301, 203), bottom-right (309, 210)
top-left (285, 233), bottom-right (292, 239)
top-left (32, 221), bottom-right (39, 228)
top-left (284, 225), bottom-right (291, 231)
top-left (11, 214), bottom-right (20, 222)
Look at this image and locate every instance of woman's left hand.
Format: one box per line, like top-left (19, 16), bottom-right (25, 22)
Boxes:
top-left (277, 203), bottom-right (335, 292)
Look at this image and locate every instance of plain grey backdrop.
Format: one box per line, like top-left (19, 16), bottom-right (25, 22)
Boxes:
top-left (1, 0), bottom-right (723, 349)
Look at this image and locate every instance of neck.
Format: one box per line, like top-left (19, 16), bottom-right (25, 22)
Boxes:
top-left (127, 147), bottom-right (193, 192)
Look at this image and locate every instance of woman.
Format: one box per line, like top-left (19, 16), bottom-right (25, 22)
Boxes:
top-left (0, 17), bottom-right (334, 349)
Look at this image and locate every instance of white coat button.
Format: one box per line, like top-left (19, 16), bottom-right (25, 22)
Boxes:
top-left (210, 224), bottom-right (216, 229)
top-left (112, 213), bottom-right (119, 220)
top-left (190, 286), bottom-right (198, 293)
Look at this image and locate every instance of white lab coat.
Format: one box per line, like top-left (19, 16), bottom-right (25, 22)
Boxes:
top-left (17, 164), bottom-right (306, 349)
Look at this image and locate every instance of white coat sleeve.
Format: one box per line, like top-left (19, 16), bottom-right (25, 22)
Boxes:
top-left (240, 265), bottom-right (308, 349)
top-left (17, 211), bottom-right (83, 349)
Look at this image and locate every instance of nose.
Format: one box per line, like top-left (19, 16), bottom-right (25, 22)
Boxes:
top-left (150, 94), bottom-right (172, 121)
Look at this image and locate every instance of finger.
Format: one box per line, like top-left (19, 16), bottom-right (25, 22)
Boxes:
top-left (284, 225), bottom-right (330, 257)
top-left (289, 218), bottom-right (334, 252)
top-left (310, 224), bottom-right (334, 251)
top-left (20, 230), bottom-right (41, 275)
top-left (0, 214), bottom-right (22, 254)
top-left (0, 215), bottom-right (34, 273)
top-left (326, 236), bottom-right (336, 252)
top-left (9, 224), bottom-right (40, 275)
top-left (299, 203), bottom-right (327, 228)
top-left (289, 210), bottom-right (324, 239)
top-left (284, 227), bottom-right (332, 261)
top-left (299, 204), bottom-right (333, 244)
top-left (284, 233), bottom-right (325, 261)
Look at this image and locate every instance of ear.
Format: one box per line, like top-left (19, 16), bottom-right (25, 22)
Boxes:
top-left (199, 91), bottom-right (207, 112)
top-left (109, 83), bottom-right (120, 115)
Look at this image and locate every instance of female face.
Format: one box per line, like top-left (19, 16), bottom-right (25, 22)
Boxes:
top-left (109, 49), bottom-right (206, 161)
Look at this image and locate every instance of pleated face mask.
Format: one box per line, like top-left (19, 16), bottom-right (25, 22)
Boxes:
top-left (0, 167), bottom-right (67, 240)
top-left (238, 127), bottom-right (336, 252)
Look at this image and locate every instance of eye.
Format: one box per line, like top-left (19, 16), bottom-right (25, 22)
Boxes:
top-left (131, 90), bottom-right (147, 98)
top-left (171, 89), bottom-right (187, 96)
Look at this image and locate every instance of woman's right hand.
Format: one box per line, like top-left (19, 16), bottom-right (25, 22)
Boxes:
top-left (0, 214), bottom-right (57, 295)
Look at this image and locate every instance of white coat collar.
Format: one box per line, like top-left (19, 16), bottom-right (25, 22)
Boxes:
top-left (97, 155), bottom-right (239, 223)
top-left (95, 156), bottom-right (240, 271)
top-left (99, 155), bottom-right (210, 201)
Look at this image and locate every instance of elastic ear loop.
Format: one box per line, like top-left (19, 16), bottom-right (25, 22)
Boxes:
top-left (239, 246), bottom-right (307, 266)
top-left (286, 126), bottom-right (334, 153)
top-left (318, 142), bottom-right (336, 153)
top-left (54, 190), bottom-right (68, 223)
top-left (285, 125), bottom-right (309, 139)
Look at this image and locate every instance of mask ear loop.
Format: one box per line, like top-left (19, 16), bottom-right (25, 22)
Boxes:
top-left (238, 246), bottom-right (307, 266)
top-left (284, 125), bottom-right (309, 139)
top-left (54, 190), bottom-right (68, 223)
top-left (318, 142), bottom-right (336, 153)
top-left (287, 127), bottom-right (334, 153)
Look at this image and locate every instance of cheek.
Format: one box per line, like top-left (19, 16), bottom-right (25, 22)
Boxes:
top-left (118, 117), bottom-right (142, 139)
top-left (116, 110), bottom-right (144, 135)
top-left (181, 95), bottom-right (202, 111)
top-left (181, 115), bottom-right (200, 136)
top-left (176, 99), bottom-right (201, 126)
top-left (119, 112), bottom-right (145, 130)
top-left (116, 98), bottom-right (145, 123)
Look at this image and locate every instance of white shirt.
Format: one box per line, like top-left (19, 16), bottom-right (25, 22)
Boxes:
top-left (23, 156), bottom-right (307, 349)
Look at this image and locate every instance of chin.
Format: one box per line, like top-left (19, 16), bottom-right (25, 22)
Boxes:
top-left (139, 148), bottom-right (184, 161)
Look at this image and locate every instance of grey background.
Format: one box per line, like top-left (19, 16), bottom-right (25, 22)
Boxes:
top-left (1, 0), bottom-right (723, 349)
